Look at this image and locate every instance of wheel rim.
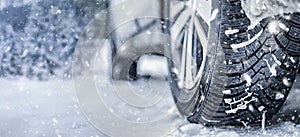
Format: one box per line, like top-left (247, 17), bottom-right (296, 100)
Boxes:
top-left (170, 0), bottom-right (212, 116)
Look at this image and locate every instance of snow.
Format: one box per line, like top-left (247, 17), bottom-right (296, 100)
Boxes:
top-left (242, 74), bottom-right (252, 86)
top-left (223, 90), bottom-right (232, 95)
top-left (268, 21), bottom-right (281, 34)
top-left (225, 29), bottom-right (240, 35)
top-left (242, 0), bottom-right (300, 26)
top-left (0, 0), bottom-right (105, 80)
top-left (137, 55), bottom-right (169, 77)
top-left (0, 0), bottom-right (34, 10)
top-left (10, 40), bottom-right (300, 137)
top-left (209, 9), bottom-right (219, 22)
top-left (275, 92), bottom-right (285, 100)
top-left (283, 77), bottom-right (292, 87)
top-left (0, 34), bottom-right (300, 137)
top-left (0, 79), bottom-right (106, 137)
top-left (262, 111), bottom-right (266, 130)
top-left (258, 106), bottom-right (266, 112)
top-left (278, 22), bottom-right (290, 32)
top-left (1, 0), bottom-right (300, 137)
top-left (263, 59), bottom-right (278, 77)
top-left (230, 30), bottom-right (263, 51)
top-left (272, 54), bottom-right (282, 66)
top-left (0, 58), bottom-right (299, 132)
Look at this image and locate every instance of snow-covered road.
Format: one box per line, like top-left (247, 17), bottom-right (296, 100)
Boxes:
top-left (0, 76), bottom-right (299, 137)
top-left (0, 79), bottom-right (106, 137)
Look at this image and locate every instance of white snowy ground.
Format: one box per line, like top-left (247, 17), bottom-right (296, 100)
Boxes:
top-left (1, 43), bottom-right (300, 137)
top-left (0, 71), bottom-right (300, 137)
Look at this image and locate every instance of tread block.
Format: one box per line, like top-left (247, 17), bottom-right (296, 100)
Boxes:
top-left (243, 55), bottom-right (259, 70)
top-left (276, 33), bottom-right (289, 48)
top-left (273, 48), bottom-right (286, 63)
top-left (225, 49), bottom-right (247, 62)
top-left (245, 40), bottom-right (261, 56)
top-left (288, 26), bottom-right (300, 39)
top-left (291, 14), bottom-right (300, 25)
top-left (226, 63), bottom-right (244, 74)
top-left (286, 41), bottom-right (300, 55)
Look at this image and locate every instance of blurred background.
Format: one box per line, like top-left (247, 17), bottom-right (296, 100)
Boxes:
top-left (0, 0), bottom-right (107, 80)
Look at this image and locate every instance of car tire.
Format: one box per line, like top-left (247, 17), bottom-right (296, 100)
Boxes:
top-left (185, 0), bottom-right (300, 127)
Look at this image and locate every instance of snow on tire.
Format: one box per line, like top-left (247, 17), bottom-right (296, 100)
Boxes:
top-left (186, 0), bottom-right (300, 127)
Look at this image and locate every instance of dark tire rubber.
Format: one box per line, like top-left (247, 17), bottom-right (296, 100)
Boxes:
top-left (187, 0), bottom-right (300, 127)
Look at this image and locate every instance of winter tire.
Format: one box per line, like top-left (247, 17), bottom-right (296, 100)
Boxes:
top-left (185, 0), bottom-right (300, 126)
